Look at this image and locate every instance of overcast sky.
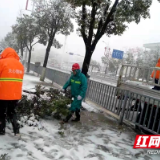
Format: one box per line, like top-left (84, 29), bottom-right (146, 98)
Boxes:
top-left (0, 0), bottom-right (160, 63)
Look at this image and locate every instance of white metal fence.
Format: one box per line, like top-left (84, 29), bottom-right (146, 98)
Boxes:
top-left (118, 64), bottom-right (160, 87)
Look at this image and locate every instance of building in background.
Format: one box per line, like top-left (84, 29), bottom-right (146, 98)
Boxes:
top-left (143, 42), bottom-right (160, 50)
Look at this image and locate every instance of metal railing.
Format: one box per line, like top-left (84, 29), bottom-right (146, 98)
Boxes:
top-left (86, 80), bottom-right (160, 134)
top-left (29, 63), bottom-right (160, 134)
top-left (86, 80), bottom-right (124, 116)
top-left (119, 90), bottom-right (160, 134)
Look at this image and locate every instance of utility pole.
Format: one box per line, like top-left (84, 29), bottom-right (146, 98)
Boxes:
top-left (23, 0), bottom-right (36, 69)
top-left (25, 0), bottom-right (29, 10)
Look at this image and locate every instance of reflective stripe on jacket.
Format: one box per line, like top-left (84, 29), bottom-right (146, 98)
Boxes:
top-left (63, 69), bottom-right (87, 111)
top-left (0, 48), bottom-right (24, 100)
top-left (63, 69), bottom-right (87, 99)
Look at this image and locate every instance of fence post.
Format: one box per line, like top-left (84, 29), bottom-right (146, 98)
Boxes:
top-left (34, 62), bottom-right (41, 76)
top-left (119, 90), bottom-right (129, 125)
top-left (83, 76), bottom-right (90, 102)
top-left (117, 65), bottom-right (124, 88)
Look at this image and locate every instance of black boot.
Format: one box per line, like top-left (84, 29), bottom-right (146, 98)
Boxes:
top-left (61, 113), bottom-right (73, 124)
top-left (10, 114), bottom-right (20, 135)
top-left (72, 109), bottom-right (80, 122)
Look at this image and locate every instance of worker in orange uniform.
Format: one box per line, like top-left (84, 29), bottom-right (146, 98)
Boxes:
top-left (151, 58), bottom-right (160, 91)
top-left (0, 48), bottom-right (24, 136)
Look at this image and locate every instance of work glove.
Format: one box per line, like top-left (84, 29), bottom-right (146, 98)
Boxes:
top-left (77, 95), bottom-right (82, 100)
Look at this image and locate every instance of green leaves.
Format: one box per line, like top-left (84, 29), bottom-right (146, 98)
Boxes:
top-left (67, 0), bottom-right (153, 44)
top-left (17, 85), bottom-right (72, 119)
top-left (32, 0), bottom-right (74, 69)
top-left (66, 0), bottom-right (153, 75)
top-left (32, 0), bottom-right (74, 38)
top-left (0, 32), bottom-right (19, 52)
top-left (13, 14), bottom-right (47, 48)
top-left (116, 0), bottom-right (152, 24)
top-left (52, 39), bottom-right (63, 49)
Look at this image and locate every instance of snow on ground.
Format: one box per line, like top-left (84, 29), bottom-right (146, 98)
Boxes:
top-left (22, 72), bottom-right (61, 92)
top-left (1, 117), bottom-right (158, 160)
top-left (82, 102), bottom-right (100, 113)
top-left (90, 77), bottom-right (117, 87)
top-left (0, 73), bottom-right (159, 160)
top-left (125, 80), bottom-right (154, 89)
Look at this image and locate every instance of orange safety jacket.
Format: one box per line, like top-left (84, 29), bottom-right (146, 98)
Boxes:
top-left (0, 48), bottom-right (24, 100)
top-left (151, 58), bottom-right (160, 79)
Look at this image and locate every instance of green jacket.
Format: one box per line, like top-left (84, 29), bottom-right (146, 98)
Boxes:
top-left (63, 69), bottom-right (87, 99)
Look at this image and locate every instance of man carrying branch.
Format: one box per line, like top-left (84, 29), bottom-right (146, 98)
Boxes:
top-left (61, 63), bottom-right (87, 123)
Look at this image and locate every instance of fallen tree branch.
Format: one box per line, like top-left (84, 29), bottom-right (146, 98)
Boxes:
top-left (23, 90), bottom-right (37, 94)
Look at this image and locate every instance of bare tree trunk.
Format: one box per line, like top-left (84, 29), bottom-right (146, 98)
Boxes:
top-left (82, 46), bottom-right (95, 76)
top-left (27, 47), bottom-right (32, 72)
top-left (40, 39), bottom-right (53, 81)
top-left (105, 66), bottom-right (108, 74)
top-left (20, 47), bottom-right (23, 57)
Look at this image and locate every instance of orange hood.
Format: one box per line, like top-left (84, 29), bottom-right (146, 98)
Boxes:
top-left (0, 47), bottom-right (20, 60)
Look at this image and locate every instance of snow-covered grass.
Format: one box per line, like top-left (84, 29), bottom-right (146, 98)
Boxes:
top-left (0, 73), bottom-right (159, 160)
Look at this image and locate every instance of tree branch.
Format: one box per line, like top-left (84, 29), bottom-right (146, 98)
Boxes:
top-left (88, 2), bottom-right (97, 45)
top-left (104, 3), bottom-right (110, 16)
top-left (92, 0), bottom-right (119, 48)
top-left (32, 40), bottom-right (39, 47)
top-left (93, 2), bottom-right (110, 40)
top-left (101, 0), bottom-right (119, 35)
top-left (48, 27), bottom-right (57, 46)
top-left (47, 28), bottom-right (50, 36)
top-left (26, 43), bottom-right (30, 51)
top-left (51, 28), bottom-right (57, 44)
top-left (81, 2), bottom-right (87, 44)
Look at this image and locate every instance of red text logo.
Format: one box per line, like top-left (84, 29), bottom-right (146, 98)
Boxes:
top-left (133, 135), bottom-right (160, 149)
